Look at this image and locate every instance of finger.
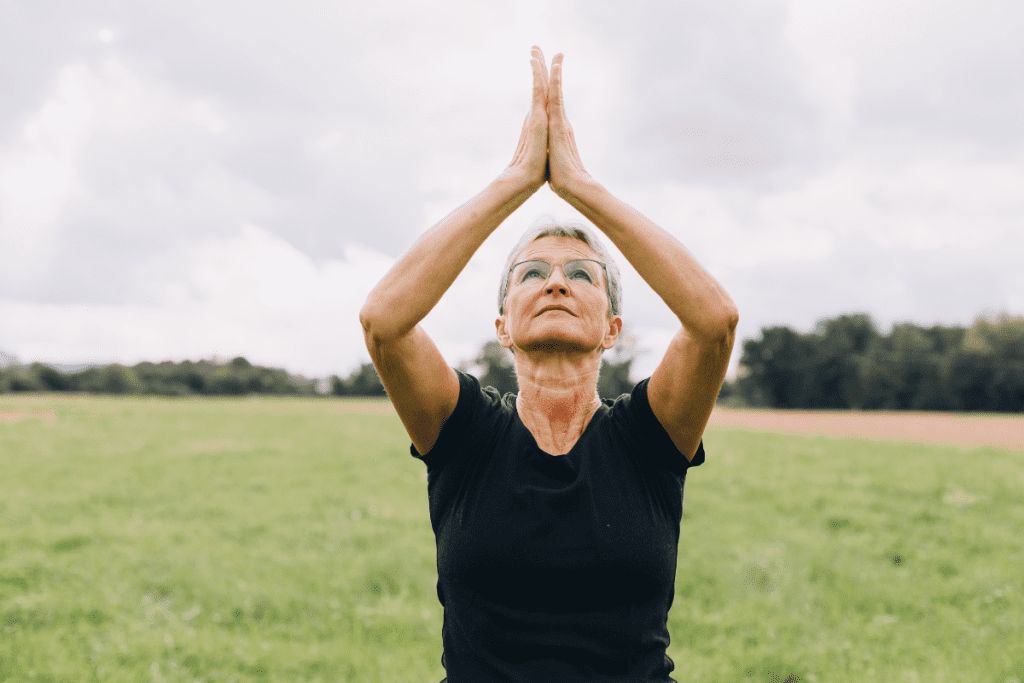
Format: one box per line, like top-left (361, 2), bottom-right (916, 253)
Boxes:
top-left (530, 47), bottom-right (547, 113)
top-left (531, 62), bottom-right (545, 112)
top-left (549, 53), bottom-right (565, 115)
top-left (533, 46), bottom-right (549, 96)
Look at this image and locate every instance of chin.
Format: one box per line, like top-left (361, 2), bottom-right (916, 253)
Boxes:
top-left (508, 317), bottom-right (604, 354)
top-left (518, 335), bottom-right (600, 354)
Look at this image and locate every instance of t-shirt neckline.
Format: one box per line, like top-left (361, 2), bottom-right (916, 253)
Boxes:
top-left (508, 392), bottom-right (610, 459)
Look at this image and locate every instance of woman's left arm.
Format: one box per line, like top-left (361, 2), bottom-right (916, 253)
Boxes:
top-left (546, 54), bottom-right (739, 460)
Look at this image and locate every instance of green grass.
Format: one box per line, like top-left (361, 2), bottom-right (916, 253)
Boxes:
top-left (1, 395), bottom-right (1022, 683)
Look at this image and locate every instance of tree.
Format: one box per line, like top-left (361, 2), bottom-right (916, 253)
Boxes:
top-left (332, 363), bottom-right (387, 397)
top-left (69, 365), bottom-right (142, 394)
top-left (736, 313), bottom-right (1023, 412)
top-left (1, 357), bottom-right (315, 397)
top-left (737, 326), bottom-right (817, 408)
top-left (33, 364), bottom-right (72, 391)
top-left (948, 314), bottom-right (1024, 412)
top-left (0, 366), bottom-right (45, 392)
top-left (597, 328), bottom-right (640, 399)
top-left (597, 356), bottom-right (633, 399)
top-left (473, 341), bottom-right (518, 397)
top-left (809, 314), bottom-right (878, 408)
top-left (860, 323), bottom-right (943, 410)
top-left (987, 315), bottom-right (1024, 411)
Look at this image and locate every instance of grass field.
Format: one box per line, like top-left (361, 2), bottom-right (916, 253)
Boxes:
top-left (2, 394), bottom-right (1023, 683)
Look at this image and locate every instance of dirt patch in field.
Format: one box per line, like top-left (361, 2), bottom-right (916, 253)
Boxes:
top-left (708, 408), bottom-right (1024, 449)
top-left (0, 410), bottom-right (56, 424)
top-left (323, 400), bottom-right (1023, 449)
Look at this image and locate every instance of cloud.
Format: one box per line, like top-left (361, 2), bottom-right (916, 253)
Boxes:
top-left (601, 150), bottom-right (1024, 376)
top-left (1, 0), bottom-right (1023, 379)
top-left (1, 224), bottom-right (394, 375)
top-left (0, 63), bottom-right (93, 290)
top-left (548, 0), bottom-right (832, 186)
top-left (0, 56), bottom-right (266, 303)
top-left (788, 0), bottom-right (1024, 153)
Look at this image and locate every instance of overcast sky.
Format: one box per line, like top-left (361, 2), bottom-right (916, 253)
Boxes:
top-left (2, 0), bottom-right (1022, 380)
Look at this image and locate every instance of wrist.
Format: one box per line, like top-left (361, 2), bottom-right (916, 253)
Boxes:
top-left (494, 166), bottom-right (545, 196)
top-left (552, 171), bottom-right (602, 206)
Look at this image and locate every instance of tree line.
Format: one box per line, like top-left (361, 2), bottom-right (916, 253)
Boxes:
top-left (0, 357), bottom-right (319, 396)
top-left (0, 342), bottom-right (638, 400)
top-left (328, 339), bottom-right (638, 399)
top-left (721, 313), bottom-right (1024, 412)
top-left (3, 313), bottom-right (1021, 411)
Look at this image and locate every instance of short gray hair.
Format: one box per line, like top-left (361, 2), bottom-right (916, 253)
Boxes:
top-left (498, 215), bottom-right (622, 317)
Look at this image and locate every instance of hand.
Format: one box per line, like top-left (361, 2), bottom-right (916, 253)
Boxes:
top-left (547, 53), bottom-right (591, 199)
top-left (503, 46), bottom-right (549, 192)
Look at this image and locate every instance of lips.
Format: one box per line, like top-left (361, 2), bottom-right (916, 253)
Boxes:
top-left (537, 305), bottom-right (575, 317)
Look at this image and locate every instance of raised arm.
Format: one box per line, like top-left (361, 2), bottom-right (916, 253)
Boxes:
top-left (360, 47), bottom-right (550, 456)
top-left (546, 53), bottom-right (738, 460)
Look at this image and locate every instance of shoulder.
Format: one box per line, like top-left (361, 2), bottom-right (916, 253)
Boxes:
top-left (452, 369), bottom-right (508, 415)
top-left (603, 379), bottom-right (705, 472)
top-left (412, 369), bottom-right (512, 466)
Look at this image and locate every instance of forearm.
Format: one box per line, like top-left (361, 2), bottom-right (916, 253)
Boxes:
top-left (559, 178), bottom-right (738, 341)
top-left (360, 173), bottom-right (537, 342)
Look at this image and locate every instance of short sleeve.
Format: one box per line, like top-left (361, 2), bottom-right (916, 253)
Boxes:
top-left (621, 378), bottom-right (705, 475)
top-left (408, 370), bottom-right (502, 472)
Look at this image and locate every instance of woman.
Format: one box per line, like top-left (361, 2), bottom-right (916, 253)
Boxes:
top-left (360, 47), bottom-right (738, 682)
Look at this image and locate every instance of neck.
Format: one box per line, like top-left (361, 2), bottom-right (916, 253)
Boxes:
top-left (514, 349), bottom-right (603, 455)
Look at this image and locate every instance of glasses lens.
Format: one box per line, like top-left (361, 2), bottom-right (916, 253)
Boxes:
top-left (564, 260), bottom-right (601, 285)
top-left (512, 260), bottom-right (551, 284)
top-left (512, 260), bottom-right (603, 286)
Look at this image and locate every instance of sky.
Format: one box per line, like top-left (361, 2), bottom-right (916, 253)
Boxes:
top-left (1, 0), bottom-right (1022, 380)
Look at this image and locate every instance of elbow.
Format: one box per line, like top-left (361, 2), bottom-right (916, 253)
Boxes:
top-left (723, 304), bottom-right (739, 337)
top-left (720, 304), bottom-right (739, 347)
top-left (359, 298), bottom-right (410, 348)
top-left (358, 300), bottom-right (372, 333)
top-left (718, 306), bottom-right (740, 359)
top-left (694, 303), bottom-right (738, 351)
top-left (359, 300), bottom-right (386, 347)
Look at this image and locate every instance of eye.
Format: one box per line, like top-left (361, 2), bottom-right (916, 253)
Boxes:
top-left (565, 261), bottom-right (600, 284)
top-left (520, 267), bottom-right (546, 282)
top-left (567, 268), bottom-right (594, 283)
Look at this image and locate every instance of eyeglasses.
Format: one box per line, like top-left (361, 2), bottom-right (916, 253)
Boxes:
top-left (509, 259), bottom-right (607, 288)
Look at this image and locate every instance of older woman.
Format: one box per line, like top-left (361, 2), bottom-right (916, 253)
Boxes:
top-left (360, 47), bottom-right (737, 682)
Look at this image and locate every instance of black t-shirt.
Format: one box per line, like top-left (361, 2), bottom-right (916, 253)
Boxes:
top-left (412, 370), bottom-right (705, 682)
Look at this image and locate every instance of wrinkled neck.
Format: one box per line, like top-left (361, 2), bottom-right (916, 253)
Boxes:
top-left (514, 349), bottom-right (603, 455)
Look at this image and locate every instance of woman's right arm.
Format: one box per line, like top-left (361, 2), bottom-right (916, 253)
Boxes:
top-left (359, 47), bottom-right (549, 456)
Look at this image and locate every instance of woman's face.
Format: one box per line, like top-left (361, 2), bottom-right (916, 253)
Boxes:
top-left (496, 236), bottom-right (621, 355)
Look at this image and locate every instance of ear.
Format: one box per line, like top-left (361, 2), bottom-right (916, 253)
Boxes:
top-left (602, 315), bottom-right (623, 350)
top-left (495, 316), bottom-right (513, 349)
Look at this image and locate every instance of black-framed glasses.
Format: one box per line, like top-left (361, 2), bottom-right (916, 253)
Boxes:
top-left (509, 259), bottom-right (607, 289)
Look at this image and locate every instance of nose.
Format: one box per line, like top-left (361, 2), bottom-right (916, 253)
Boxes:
top-left (544, 264), bottom-right (569, 295)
